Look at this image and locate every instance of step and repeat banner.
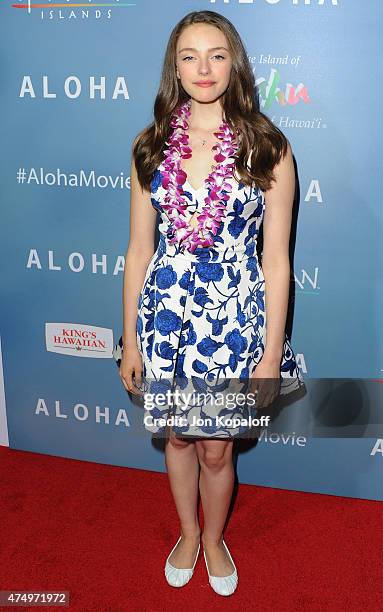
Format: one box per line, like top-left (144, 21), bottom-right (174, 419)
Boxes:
top-left (1, 0), bottom-right (382, 500)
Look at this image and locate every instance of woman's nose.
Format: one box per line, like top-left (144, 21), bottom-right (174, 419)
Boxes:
top-left (198, 64), bottom-right (209, 75)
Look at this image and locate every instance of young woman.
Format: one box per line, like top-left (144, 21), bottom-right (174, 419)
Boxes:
top-left (113, 10), bottom-right (304, 597)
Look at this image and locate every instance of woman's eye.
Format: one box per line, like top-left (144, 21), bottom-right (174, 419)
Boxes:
top-left (182, 55), bottom-right (226, 61)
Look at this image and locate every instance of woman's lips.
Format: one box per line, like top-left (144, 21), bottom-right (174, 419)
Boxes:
top-left (195, 82), bottom-right (216, 88)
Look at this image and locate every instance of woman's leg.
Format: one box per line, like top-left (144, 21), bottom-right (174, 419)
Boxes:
top-left (165, 428), bottom-right (201, 567)
top-left (195, 438), bottom-right (235, 576)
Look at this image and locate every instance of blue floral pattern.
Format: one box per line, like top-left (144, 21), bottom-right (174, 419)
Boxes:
top-left (113, 169), bottom-right (305, 438)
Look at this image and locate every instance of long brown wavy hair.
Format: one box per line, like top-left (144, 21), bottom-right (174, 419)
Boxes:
top-left (133, 10), bottom-right (289, 193)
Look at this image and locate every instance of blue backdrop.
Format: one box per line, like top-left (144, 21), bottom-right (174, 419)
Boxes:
top-left (1, 0), bottom-right (382, 501)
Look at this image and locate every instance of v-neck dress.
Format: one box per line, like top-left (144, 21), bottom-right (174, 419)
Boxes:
top-left (113, 164), bottom-right (306, 439)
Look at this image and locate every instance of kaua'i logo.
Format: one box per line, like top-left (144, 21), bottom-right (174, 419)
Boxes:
top-left (257, 68), bottom-right (311, 109)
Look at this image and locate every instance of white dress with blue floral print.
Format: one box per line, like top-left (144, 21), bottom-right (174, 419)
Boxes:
top-left (113, 166), bottom-right (305, 439)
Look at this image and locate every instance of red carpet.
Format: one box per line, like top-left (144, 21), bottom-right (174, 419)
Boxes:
top-left (0, 446), bottom-right (382, 611)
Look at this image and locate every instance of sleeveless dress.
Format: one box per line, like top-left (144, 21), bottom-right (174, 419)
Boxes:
top-left (113, 159), bottom-right (306, 440)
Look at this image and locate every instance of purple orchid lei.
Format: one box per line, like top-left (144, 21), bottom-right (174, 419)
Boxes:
top-left (160, 98), bottom-right (239, 253)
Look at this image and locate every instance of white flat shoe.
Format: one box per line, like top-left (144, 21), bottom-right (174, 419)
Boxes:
top-left (164, 536), bottom-right (200, 588)
top-left (203, 539), bottom-right (238, 596)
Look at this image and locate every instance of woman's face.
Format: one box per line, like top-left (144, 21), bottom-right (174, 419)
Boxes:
top-left (175, 23), bottom-right (233, 103)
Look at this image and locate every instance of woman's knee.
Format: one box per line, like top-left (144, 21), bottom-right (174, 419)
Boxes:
top-left (196, 440), bottom-right (233, 470)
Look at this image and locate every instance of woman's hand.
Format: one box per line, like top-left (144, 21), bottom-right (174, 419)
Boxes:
top-left (119, 343), bottom-right (144, 397)
top-left (250, 356), bottom-right (281, 409)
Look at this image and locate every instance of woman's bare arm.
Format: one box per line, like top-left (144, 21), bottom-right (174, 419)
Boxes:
top-left (122, 153), bottom-right (157, 349)
top-left (261, 141), bottom-right (295, 364)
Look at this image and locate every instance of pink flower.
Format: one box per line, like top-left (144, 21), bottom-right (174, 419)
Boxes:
top-left (159, 98), bottom-right (239, 253)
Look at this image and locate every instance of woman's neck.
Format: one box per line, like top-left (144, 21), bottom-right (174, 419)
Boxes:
top-left (188, 98), bottom-right (224, 131)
